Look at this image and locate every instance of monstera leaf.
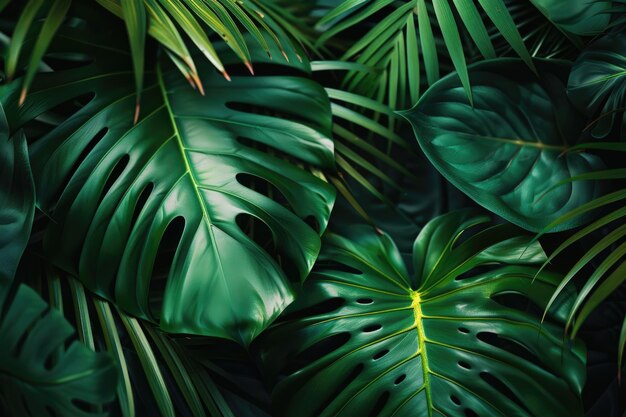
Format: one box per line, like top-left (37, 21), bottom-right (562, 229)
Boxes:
top-left (0, 9), bottom-right (335, 345)
top-left (568, 32), bottom-right (626, 139)
top-left (0, 104), bottom-right (34, 281)
top-left (258, 210), bottom-right (586, 417)
top-left (529, 0), bottom-right (611, 36)
top-left (402, 59), bottom-right (604, 232)
top-left (0, 279), bottom-right (117, 417)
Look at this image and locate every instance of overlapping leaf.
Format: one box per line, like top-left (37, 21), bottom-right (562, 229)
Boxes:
top-left (314, 0), bottom-right (534, 108)
top-left (568, 31), bottom-right (626, 139)
top-left (258, 210), bottom-right (586, 417)
top-left (0, 279), bottom-right (117, 417)
top-left (0, 104), bottom-right (34, 282)
top-left (402, 58), bottom-right (605, 232)
top-left (0, 10), bottom-right (335, 345)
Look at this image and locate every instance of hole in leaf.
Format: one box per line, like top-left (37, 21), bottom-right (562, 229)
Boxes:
top-left (311, 362), bottom-right (363, 417)
top-left (149, 216), bottom-right (185, 319)
top-left (129, 182), bottom-right (154, 232)
top-left (362, 324), bottom-right (382, 333)
top-left (368, 391), bottom-right (389, 417)
top-left (458, 327), bottom-right (470, 334)
top-left (304, 215), bottom-right (320, 234)
top-left (97, 154), bottom-right (130, 205)
top-left (44, 53), bottom-right (93, 71)
top-left (236, 213), bottom-right (274, 252)
top-left (491, 292), bottom-right (544, 321)
top-left (481, 372), bottom-right (532, 415)
top-left (314, 261), bottom-right (362, 275)
top-left (236, 173), bottom-right (294, 213)
top-left (226, 96), bottom-right (316, 129)
top-left (394, 374), bottom-right (406, 385)
top-left (451, 395), bottom-right (461, 405)
top-left (458, 361), bottom-right (472, 370)
top-left (455, 264), bottom-right (501, 281)
top-left (71, 398), bottom-right (93, 413)
top-left (284, 333), bottom-right (351, 375)
top-left (280, 298), bottom-right (345, 321)
top-left (372, 349), bottom-right (389, 360)
top-left (26, 93), bottom-right (96, 143)
top-left (465, 409), bottom-right (479, 417)
top-left (13, 308), bottom-right (48, 357)
top-left (356, 298), bottom-right (373, 305)
top-left (235, 136), bottom-right (298, 167)
top-left (476, 332), bottom-right (542, 367)
top-left (45, 405), bottom-right (59, 417)
top-left (235, 213), bottom-right (300, 281)
top-left (49, 127), bottom-right (107, 208)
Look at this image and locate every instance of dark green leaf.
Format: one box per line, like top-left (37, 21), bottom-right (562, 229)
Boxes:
top-left (1, 13), bottom-right (335, 345)
top-left (259, 210), bottom-right (586, 417)
top-left (402, 58), bottom-right (605, 232)
top-left (0, 280), bottom-right (117, 417)
top-left (568, 32), bottom-right (626, 138)
top-left (530, 0), bottom-right (612, 36)
top-left (0, 105), bottom-right (34, 282)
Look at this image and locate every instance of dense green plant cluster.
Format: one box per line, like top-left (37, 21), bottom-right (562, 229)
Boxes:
top-left (0, 1), bottom-right (625, 416)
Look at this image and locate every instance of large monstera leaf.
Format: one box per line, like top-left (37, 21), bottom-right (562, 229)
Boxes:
top-left (0, 279), bottom-right (117, 417)
top-left (0, 10), bottom-right (335, 344)
top-left (258, 211), bottom-right (586, 417)
top-left (402, 59), bottom-right (604, 232)
top-left (568, 31), bottom-right (626, 139)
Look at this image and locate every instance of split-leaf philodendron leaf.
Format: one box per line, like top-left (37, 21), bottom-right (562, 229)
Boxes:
top-left (0, 104), bottom-right (34, 282)
top-left (568, 31), bottom-right (626, 139)
top-left (259, 210), bottom-right (586, 417)
top-left (0, 8), bottom-right (335, 345)
top-left (402, 59), bottom-right (605, 233)
top-left (0, 279), bottom-right (117, 417)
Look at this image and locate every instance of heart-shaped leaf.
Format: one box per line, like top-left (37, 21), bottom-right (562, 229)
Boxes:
top-left (0, 8), bottom-right (335, 345)
top-left (258, 210), bottom-right (586, 417)
top-left (568, 31), bottom-right (626, 139)
top-left (402, 59), bottom-right (605, 232)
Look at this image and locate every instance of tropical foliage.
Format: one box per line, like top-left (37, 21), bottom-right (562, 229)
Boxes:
top-left (0, 1), bottom-right (624, 416)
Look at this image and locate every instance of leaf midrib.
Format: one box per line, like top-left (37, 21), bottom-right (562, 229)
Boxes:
top-left (155, 63), bottom-right (229, 289)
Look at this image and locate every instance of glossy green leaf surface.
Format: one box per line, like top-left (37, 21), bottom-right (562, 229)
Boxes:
top-left (568, 32), bottom-right (626, 138)
top-left (529, 0), bottom-right (611, 36)
top-left (259, 210), bottom-right (586, 417)
top-left (402, 59), bottom-right (604, 232)
top-left (0, 105), bottom-right (34, 281)
top-left (0, 12), bottom-right (335, 345)
top-left (0, 279), bottom-right (117, 417)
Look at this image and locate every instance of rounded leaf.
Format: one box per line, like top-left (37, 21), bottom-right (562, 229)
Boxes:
top-left (402, 59), bottom-right (604, 232)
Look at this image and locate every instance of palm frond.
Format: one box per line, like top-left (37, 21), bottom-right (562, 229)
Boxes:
top-left (312, 60), bottom-right (419, 214)
top-left (538, 141), bottom-right (626, 372)
top-left (314, 0), bottom-right (534, 108)
top-left (32, 264), bottom-right (238, 417)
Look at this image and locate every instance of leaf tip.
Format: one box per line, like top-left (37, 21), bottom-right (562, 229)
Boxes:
top-left (245, 61), bottom-right (254, 76)
top-left (18, 88), bottom-right (27, 106)
top-left (133, 100), bottom-right (140, 125)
